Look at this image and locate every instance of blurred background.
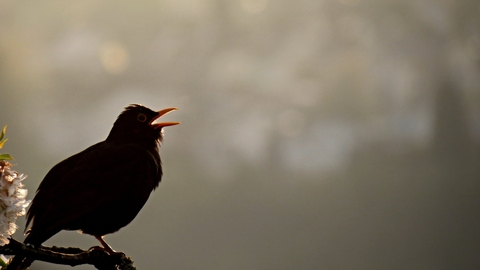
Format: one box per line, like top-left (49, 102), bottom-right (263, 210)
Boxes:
top-left (1, 0), bottom-right (480, 269)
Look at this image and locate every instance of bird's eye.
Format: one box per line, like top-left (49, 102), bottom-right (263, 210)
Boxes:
top-left (137, 113), bottom-right (147, 122)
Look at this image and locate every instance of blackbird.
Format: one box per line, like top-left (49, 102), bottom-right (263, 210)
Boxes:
top-left (7, 104), bottom-right (179, 270)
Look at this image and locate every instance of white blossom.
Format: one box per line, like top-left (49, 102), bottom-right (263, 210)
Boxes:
top-left (0, 161), bottom-right (31, 245)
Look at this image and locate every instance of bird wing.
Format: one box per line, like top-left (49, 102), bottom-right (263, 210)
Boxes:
top-left (25, 142), bottom-right (105, 232)
top-left (25, 141), bottom-right (161, 244)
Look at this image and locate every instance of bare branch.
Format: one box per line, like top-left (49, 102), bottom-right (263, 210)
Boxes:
top-left (0, 238), bottom-right (136, 270)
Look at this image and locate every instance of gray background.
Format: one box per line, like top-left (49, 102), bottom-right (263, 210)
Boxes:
top-left (1, 0), bottom-right (479, 269)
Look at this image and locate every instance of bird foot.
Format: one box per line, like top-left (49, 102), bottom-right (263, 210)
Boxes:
top-left (93, 235), bottom-right (126, 257)
top-left (88, 245), bottom-right (125, 257)
top-left (88, 245), bottom-right (106, 252)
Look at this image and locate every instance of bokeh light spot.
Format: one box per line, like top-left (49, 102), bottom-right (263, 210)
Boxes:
top-left (99, 41), bottom-right (129, 75)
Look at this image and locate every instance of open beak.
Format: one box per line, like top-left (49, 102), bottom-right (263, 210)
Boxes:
top-left (151, 108), bottom-right (180, 128)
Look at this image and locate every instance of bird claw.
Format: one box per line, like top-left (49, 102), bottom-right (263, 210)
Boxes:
top-left (88, 245), bottom-right (107, 252)
top-left (88, 245), bottom-right (125, 257)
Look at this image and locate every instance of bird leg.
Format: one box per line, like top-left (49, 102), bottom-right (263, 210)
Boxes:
top-left (93, 236), bottom-right (123, 256)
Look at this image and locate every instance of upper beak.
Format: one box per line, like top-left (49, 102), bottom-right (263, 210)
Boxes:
top-left (151, 108), bottom-right (180, 128)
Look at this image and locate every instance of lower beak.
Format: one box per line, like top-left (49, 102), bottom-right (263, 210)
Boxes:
top-left (151, 108), bottom-right (180, 128)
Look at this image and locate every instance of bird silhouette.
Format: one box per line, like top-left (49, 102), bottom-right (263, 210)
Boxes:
top-left (7, 104), bottom-right (179, 269)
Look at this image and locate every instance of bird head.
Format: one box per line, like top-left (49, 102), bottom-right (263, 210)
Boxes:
top-left (107, 104), bottom-right (180, 146)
